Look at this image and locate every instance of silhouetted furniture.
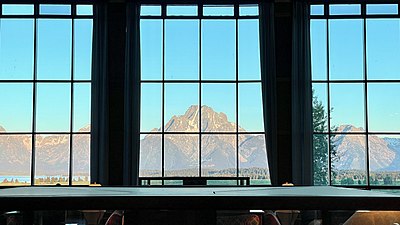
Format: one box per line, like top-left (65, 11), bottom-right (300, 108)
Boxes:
top-left (139, 177), bottom-right (251, 186)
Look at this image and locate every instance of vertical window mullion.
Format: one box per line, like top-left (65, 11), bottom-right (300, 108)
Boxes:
top-left (161, 18), bottom-right (165, 183)
top-left (235, 5), bottom-right (240, 182)
top-left (69, 17), bottom-right (75, 186)
top-left (199, 13), bottom-right (202, 177)
top-left (326, 18), bottom-right (332, 186)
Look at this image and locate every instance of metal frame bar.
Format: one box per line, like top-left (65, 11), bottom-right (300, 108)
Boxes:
top-left (139, 3), bottom-right (265, 184)
top-left (0, 3), bottom-right (94, 186)
top-left (311, 2), bottom-right (400, 188)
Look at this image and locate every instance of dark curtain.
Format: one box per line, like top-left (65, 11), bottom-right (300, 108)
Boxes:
top-left (91, 2), bottom-right (109, 184)
top-left (259, 2), bottom-right (278, 186)
top-left (124, 2), bottom-right (141, 186)
top-left (291, 0), bottom-right (313, 185)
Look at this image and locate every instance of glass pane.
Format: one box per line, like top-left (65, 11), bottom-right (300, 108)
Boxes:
top-left (34, 134), bottom-right (70, 185)
top-left (368, 83), bottom-right (400, 132)
top-left (367, 19), bottom-right (400, 80)
top-left (37, 19), bottom-right (72, 80)
top-left (76, 5), bottom-right (93, 16)
top-left (140, 134), bottom-right (162, 177)
top-left (165, 20), bottom-right (199, 80)
top-left (2, 4), bottom-right (34, 15)
top-left (141, 83), bottom-right (162, 132)
top-left (73, 83), bottom-right (91, 132)
top-left (239, 134), bottom-right (269, 185)
top-left (72, 134), bottom-right (90, 185)
top-left (140, 19), bottom-right (163, 80)
top-left (239, 5), bottom-right (259, 16)
top-left (329, 19), bottom-right (364, 80)
top-left (0, 135), bottom-right (32, 186)
top-left (331, 134), bottom-right (367, 186)
top-left (313, 134), bottom-right (329, 185)
top-left (0, 84), bottom-right (32, 132)
top-left (201, 84), bottom-right (236, 132)
top-left (141, 5), bottom-right (162, 16)
top-left (310, 5), bottom-right (324, 16)
top-left (0, 19), bottom-right (34, 80)
top-left (370, 135), bottom-right (400, 186)
top-left (310, 19), bottom-right (327, 81)
top-left (329, 4), bottom-right (361, 15)
top-left (312, 83), bottom-right (328, 133)
top-left (167, 5), bottom-right (197, 16)
top-left (203, 5), bottom-right (234, 16)
top-left (164, 83), bottom-right (199, 132)
top-left (74, 19), bottom-right (93, 80)
top-left (201, 134), bottom-right (236, 177)
top-left (239, 83), bottom-right (264, 132)
top-left (239, 19), bottom-right (261, 80)
top-left (202, 20), bottom-right (236, 80)
top-left (39, 5), bottom-right (71, 15)
top-left (165, 134), bottom-right (199, 177)
top-left (367, 4), bottom-right (398, 15)
top-left (36, 83), bottom-right (71, 132)
top-left (330, 84), bottom-right (365, 132)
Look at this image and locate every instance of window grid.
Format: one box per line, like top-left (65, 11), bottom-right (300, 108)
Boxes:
top-left (139, 4), bottom-right (268, 184)
top-left (311, 3), bottom-right (400, 187)
top-left (0, 3), bottom-right (93, 186)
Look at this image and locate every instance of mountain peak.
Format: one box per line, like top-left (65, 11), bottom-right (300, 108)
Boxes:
top-left (0, 126), bottom-right (5, 133)
top-left (337, 124), bottom-right (365, 133)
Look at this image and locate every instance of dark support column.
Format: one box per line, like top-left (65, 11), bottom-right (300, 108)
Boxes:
top-left (274, 2), bottom-right (293, 185)
top-left (107, 2), bottom-right (126, 185)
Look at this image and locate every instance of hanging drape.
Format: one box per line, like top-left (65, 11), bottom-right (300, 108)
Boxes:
top-left (291, 0), bottom-right (313, 185)
top-left (259, 1), bottom-right (278, 186)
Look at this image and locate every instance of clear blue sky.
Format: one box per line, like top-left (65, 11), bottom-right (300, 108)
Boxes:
top-left (311, 18), bottom-right (400, 133)
top-left (140, 18), bottom-right (264, 132)
top-left (0, 18), bottom-right (92, 132)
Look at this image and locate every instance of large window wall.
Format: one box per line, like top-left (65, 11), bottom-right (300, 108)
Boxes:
top-left (0, 4), bottom-right (93, 185)
top-left (311, 3), bottom-right (400, 186)
top-left (138, 4), bottom-right (270, 185)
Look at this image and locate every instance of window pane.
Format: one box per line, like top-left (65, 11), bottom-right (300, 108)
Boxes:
top-left (0, 135), bottom-right (32, 186)
top-left (370, 135), bottom-right (400, 186)
top-left (39, 5), bottom-right (71, 15)
top-left (329, 19), bottom-right (364, 80)
top-left (76, 5), bottom-right (93, 16)
top-left (368, 84), bottom-right (400, 132)
top-left (310, 19), bottom-right (327, 81)
top-left (36, 83), bottom-right (71, 132)
top-left (329, 4), bottom-right (361, 15)
top-left (313, 134), bottom-right (329, 185)
top-left (141, 83), bottom-right (162, 132)
top-left (367, 4), bottom-right (398, 15)
top-left (141, 19), bottom-right (163, 80)
top-left (312, 83), bottom-right (328, 133)
top-left (34, 134), bottom-right (70, 185)
top-left (239, 83), bottom-right (264, 132)
top-left (310, 5), bottom-right (324, 16)
top-left (239, 5), bottom-right (259, 16)
top-left (239, 19), bottom-right (261, 80)
top-left (330, 84), bottom-right (365, 132)
top-left (165, 134), bottom-right (199, 177)
top-left (140, 134), bottom-right (162, 177)
top-left (202, 20), bottom-right (236, 80)
top-left (201, 134), bottom-right (236, 177)
top-left (331, 134), bottom-right (367, 186)
top-left (0, 84), bottom-right (33, 132)
top-left (37, 19), bottom-right (72, 80)
top-left (74, 19), bottom-right (93, 80)
top-left (73, 84), bottom-right (91, 132)
top-left (167, 5), bottom-right (197, 16)
top-left (165, 20), bottom-right (199, 80)
top-left (203, 5), bottom-right (234, 16)
top-left (72, 134), bottom-right (90, 185)
top-left (239, 134), bottom-right (269, 185)
top-left (201, 84), bottom-right (236, 132)
top-left (367, 19), bottom-right (400, 80)
top-left (164, 84), bottom-right (199, 132)
top-left (2, 4), bottom-right (34, 15)
top-left (140, 5), bottom-right (161, 16)
top-left (0, 19), bottom-right (34, 80)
